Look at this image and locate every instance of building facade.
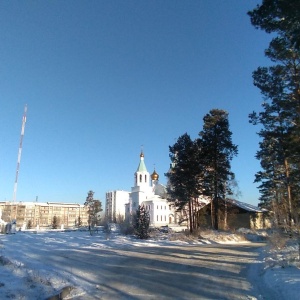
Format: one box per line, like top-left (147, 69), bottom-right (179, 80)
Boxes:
top-left (198, 198), bottom-right (271, 230)
top-left (105, 190), bottom-right (130, 222)
top-left (0, 201), bottom-right (89, 229)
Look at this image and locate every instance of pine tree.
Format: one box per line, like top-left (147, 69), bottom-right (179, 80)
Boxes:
top-left (134, 205), bottom-right (150, 239)
top-left (199, 109), bottom-right (238, 230)
top-left (248, 0), bottom-right (300, 49)
top-left (248, 0), bottom-right (300, 227)
top-left (52, 215), bottom-right (59, 229)
top-left (27, 219), bottom-right (32, 229)
top-left (77, 216), bottom-right (82, 227)
top-left (84, 190), bottom-right (103, 233)
top-left (165, 133), bottom-right (203, 233)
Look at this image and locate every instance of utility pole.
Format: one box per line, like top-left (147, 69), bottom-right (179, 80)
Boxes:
top-left (13, 104), bottom-right (27, 203)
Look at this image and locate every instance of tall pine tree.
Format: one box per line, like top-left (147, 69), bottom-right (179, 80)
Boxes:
top-left (199, 109), bottom-right (238, 230)
top-left (134, 205), bottom-right (150, 239)
top-left (84, 190), bottom-right (103, 233)
top-left (165, 133), bottom-right (203, 233)
top-left (248, 0), bottom-right (300, 227)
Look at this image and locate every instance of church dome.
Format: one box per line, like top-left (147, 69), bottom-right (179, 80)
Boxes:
top-left (151, 169), bottom-right (159, 181)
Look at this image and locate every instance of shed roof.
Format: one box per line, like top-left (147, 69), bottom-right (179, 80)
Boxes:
top-left (199, 198), bottom-right (267, 213)
top-left (223, 198), bottom-right (267, 213)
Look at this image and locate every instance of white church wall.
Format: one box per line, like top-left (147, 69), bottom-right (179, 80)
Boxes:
top-left (151, 200), bottom-right (171, 226)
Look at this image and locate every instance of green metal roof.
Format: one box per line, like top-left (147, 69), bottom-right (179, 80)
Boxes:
top-left (136, 159), bottom-right (148, 172)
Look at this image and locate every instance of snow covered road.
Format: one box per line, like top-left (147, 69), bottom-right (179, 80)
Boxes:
top-left (0, 230), bottom-right (298, 299)
top-left (61, 242), bottom-right (267, 299)
top-left (0, 232), bottom-right (267, 299)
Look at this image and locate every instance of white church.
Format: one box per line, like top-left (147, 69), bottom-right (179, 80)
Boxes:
top-left (105, 151), bottom-right (179, 226)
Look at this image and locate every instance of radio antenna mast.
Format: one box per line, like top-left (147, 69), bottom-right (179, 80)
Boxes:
top-left (13, 104), bottom-right (27, 202)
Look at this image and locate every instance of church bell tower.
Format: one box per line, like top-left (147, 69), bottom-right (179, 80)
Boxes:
top-left (134, 151), bottom-right (150, 190)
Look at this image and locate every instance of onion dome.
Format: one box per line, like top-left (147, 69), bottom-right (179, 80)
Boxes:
top-left (151, 169), bottom-right (159, 181)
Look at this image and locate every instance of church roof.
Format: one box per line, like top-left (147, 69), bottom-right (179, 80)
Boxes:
top-left (136, 151), bottom-right (148, 172)
top-left (137, 159), bottom-right (147, 172)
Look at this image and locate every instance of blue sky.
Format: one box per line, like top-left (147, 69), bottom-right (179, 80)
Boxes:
top-left (0, 1), bottom-right (271, 206)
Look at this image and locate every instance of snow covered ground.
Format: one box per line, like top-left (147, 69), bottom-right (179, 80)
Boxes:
top-left (0, 227), bottom-right (299, 299)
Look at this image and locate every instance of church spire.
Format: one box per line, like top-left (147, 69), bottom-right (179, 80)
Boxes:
top-left (136, 150), bottom-right (147, 172)
top-left (134, 150), bottom-right (150, 188)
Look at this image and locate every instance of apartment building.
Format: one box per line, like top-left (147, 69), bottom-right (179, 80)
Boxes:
top-left (105, 190), bottom-right (129, 222)
top-left (0, 201), bottom-right (89, 229)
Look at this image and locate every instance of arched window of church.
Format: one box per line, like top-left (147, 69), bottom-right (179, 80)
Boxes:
top-left (145, 175), bottom-right (147, 182)
top-left (139, 174), bottom-right (142, 182)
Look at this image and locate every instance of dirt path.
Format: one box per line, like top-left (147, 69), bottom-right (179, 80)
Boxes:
top-left (45, 242), bottom-right (269, 299)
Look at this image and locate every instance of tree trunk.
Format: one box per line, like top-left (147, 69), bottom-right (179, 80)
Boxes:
top-left (192, 198), bottom-right (196, 230)
top-left (210, 198), bottom-right (214, 229)
top-left (214, 173), bottom-right (219, 230)
top-left (224, 199), bottom-right (228, 230)
top-left (214, 196), bottom-right (219, 230)
top-left (284, 158), bottom-right (293, 227)
top-left (188, 199), bottom-right (193, 233)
